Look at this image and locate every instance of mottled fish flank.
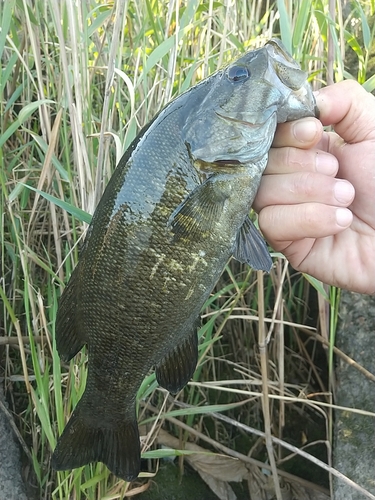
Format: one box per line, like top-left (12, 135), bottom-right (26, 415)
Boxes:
top-left (52, 39), bottom-right (318, 481)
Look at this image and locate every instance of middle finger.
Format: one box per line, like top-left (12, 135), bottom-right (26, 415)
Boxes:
top-left (265, 146), bottom-right (339, 176)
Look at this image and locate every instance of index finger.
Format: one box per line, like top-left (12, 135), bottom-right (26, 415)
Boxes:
top-left (272, 117), bottom-right (322, 148)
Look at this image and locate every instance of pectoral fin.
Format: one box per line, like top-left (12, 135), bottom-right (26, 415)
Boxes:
top-left (155, 323), bottom-right (199, 395)
top-left (168, 178), bottom-right (228, 241)
top-left (233, 215), bottom-right (272, 272)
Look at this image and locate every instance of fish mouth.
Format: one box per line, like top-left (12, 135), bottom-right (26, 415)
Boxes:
top-left (314, 101), bottom-right (320, 119)
top-left (214, 158), bottom-right (242, 165)
top-left (192, 156), bottom-right (243, 174)
top-left (215, 110), bottom-right (270, 127)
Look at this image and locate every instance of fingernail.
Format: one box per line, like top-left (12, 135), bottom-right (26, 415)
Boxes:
top-left (334, 181), bottom-right (355, 204)
top-left (293, 118), bottom-right (319, 143)
top-left (315, 152), bottom-right (338, 175)
top-left (336, 208), bottom-right (353, 227)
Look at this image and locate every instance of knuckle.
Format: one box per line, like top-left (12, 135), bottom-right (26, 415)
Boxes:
top-left (301, 203), bottom-right (320, 224)
top-left (291, 171), bottom-right (317, 197)
top-left (288, 147), bottom-right (316, 170)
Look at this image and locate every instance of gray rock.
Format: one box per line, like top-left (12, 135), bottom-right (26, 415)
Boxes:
top-left (0, 387), bottom-right (28, 500)
top-left (333, 292), bottom-right (375, 499)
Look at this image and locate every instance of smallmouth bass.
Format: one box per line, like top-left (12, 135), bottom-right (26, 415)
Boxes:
top-left (52, 39), bottom-right (317, 481)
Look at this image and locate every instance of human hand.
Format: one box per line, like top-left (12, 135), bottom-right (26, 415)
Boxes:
top-left (253, 80), bottom-right (375, 294)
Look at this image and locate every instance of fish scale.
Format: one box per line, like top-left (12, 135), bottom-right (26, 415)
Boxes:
top-left (52, 38), bottom-right (318, 481)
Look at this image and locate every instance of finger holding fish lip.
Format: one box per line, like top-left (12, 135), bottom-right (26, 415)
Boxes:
top-left (272, 116), bottom-right (323, 149)
top-left (254, 80), bottom-right (375, 293)
top-left (266, 116), bottom-right (339, 177)
top-left (255, 119), bottom-right (355, 250)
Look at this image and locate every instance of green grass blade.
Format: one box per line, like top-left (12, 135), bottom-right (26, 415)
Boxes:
top-left (142, 448), bottom-right (214, 459)
top-left (363, 74), bottom-right (375, 92)
top-left (292, 1), bottom-right (311, 57)
top-left (0, 0), bottom-right (16, 59)
top-left (277, 0), bottom-right (292, 54)
top-left (0, 99), bottom-right (54, 148)
top-left (20, 183), bottom-right (92, 223)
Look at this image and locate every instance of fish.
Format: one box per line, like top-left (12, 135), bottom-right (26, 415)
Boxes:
top-left (51, 38), bottom-right (318, 481)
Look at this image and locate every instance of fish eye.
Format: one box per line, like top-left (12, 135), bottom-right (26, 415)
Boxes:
top-left (226, 65), bottom-right (250, 82)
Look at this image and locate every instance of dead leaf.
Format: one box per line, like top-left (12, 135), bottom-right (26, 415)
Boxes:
top-left (157, 429), bottom-right (250, 500)
top-left (155, 429), bottom-right (330, 500)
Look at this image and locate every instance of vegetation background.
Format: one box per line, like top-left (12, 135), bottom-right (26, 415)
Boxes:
top-left (1, 0), bottom-right (374, 499)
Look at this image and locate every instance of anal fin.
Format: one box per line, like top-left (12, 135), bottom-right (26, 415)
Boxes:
top-left (155, 323), bottom-right (199, 394)
top-left (55, 264), bottom-right (86, 361)
top-left (233, 215), bottom-right (272, 272)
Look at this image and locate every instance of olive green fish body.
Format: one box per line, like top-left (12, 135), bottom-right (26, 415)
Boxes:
top-left (52, 39), bottom-right (317, 481)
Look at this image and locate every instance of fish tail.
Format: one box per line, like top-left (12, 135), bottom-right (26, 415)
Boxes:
top-left (52, 399), bottom-right (141, 481)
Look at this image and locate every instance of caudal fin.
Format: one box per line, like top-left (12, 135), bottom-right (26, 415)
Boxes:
top-left (52, 400), bottom-right (141, 481)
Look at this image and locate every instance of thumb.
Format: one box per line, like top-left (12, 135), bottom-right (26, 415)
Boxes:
top-left (315, 80), bottom-right (375, 143)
